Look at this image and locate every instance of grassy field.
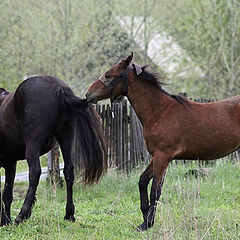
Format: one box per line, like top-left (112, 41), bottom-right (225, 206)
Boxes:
top-left (0, 160), bottom-right (239, 240)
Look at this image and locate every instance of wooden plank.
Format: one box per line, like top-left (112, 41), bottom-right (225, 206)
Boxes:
top-left (123, 100), bottom-right (129, 174)
top-left (116, 103), bottom-right (120, 171)
top-left (110, 104), bottom-right (115, 167)
top-left (105, 104), bottom-right (110, 166)
top-left (119, 101), bottom-right (123, 171)
top-left (129, 106), bottom-right (133, 172)
top-left (102, 104), bottom-right (105, 132)
top-left (114, 103), bottom-right (117, 167)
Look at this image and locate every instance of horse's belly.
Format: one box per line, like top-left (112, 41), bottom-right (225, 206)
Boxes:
top-left (0, 136), bottom-right (56, 163)
top-left (176, 142), bottom-right (240, 160)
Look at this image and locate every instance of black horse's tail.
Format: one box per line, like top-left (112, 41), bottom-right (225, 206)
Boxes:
top-left (57, 87), bottom-right (107, 185)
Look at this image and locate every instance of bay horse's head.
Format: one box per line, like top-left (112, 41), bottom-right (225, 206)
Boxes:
top-left (0, 88), bottom-right (9, 105)
top-left (86, 52), bottom-right (140, 103)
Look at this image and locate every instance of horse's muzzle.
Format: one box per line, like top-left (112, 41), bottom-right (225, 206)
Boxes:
top-left (85, 92), bottom-right (98, 104)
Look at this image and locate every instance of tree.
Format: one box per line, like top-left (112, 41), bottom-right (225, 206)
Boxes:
top-left (152, 0), bottom-right (240, 98)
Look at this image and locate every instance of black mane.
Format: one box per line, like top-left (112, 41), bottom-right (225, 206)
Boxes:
top-left (137, 66), bottom-right (189, 106)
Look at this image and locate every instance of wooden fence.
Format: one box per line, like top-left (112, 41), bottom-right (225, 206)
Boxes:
top-left (49, 98), bottom-right (240, 179)
top-left (2, 98), bottom-right (239, 186)
top-left (72, 99), bottom-right (149, 174)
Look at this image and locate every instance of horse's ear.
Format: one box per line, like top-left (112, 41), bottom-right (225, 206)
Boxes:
top-left (0, 88), bottom-right (6, 93)
top-left (134, 64), bottom-right (142, 75)
top-left (0, 88), bottom-right (9, 97)
top-left (120, 52), bottom-right (133, 69)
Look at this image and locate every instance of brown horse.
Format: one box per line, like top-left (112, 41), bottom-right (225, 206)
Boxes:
top-left (86, 52), bottom-right (240, 231)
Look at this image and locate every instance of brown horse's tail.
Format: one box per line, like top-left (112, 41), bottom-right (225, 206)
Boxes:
top-left (57, 87), bottom-right (107, 185)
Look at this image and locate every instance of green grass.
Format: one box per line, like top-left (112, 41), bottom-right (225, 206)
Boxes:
top-left (0, 161), bottom-right (240, 239)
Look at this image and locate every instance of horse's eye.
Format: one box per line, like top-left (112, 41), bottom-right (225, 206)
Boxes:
top-left (105, 75), bottom-right (111, 79)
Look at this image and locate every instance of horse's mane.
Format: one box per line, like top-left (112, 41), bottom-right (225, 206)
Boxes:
top-left (138, 66), bottom-right (189, 106)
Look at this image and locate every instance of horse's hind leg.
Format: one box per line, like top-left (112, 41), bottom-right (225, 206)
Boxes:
top-left (55, 131), bottom-right (75, 222)
top-left (138, 152), bottom-right (169, 231)
top-left (15, 144), bottom-right (42, 225)
top-left (0, 163), bottom-right (16, 226)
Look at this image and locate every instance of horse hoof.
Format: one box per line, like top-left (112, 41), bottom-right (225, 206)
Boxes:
top-left (14, 219), bottom-right (20, 226)
top-left (137, 222), bottom-right (148, 231)
top-left (137, 221), bottom-right (154, 231)
top-left (64, 215), bottom-right (76, 222)
top-left (15, 214), bottom-right (24, 226)
top-left (0, 216), bottom-right (11, 226)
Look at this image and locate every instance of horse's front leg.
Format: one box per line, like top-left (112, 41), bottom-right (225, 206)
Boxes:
top-left (0, 163), bottom-right (16, 226)
top-left (137, 160), bottom-right (153, 231)
top-left (138, 152), bottom-right (169, 231)
top-left (15, 146), bottom-right (41, 225)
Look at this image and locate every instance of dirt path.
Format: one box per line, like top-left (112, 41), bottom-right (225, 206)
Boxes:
top-left (1, 163), bottom-right (64, 182)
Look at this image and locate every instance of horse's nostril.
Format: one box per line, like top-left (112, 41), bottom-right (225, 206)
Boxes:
top-left (85, 92), bottom-right (97, 103)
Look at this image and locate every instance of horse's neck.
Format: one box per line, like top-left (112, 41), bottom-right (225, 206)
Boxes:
top-left (0, 92), bottom-right (12, 107)
top-left (127, 75), bottom-right (173, 127)
top-left (0, 97), bottom-right (5, 106)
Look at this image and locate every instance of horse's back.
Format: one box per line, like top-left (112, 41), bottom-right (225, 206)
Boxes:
top-left (15, 76), bottom-right (69, 105)
top-left (188, 95), bottom-right (240, 123)
top-left (174, 96), bottom-right (240, 160)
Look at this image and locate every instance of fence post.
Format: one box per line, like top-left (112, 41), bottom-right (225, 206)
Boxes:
top-left (47, 142), bottom-right (62, 187)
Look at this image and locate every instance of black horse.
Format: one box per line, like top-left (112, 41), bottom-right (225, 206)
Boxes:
top-left (0, 76), bottom-right (106, 226)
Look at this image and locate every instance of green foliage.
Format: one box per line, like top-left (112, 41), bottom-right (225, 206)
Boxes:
top-left (0, 161), bottom-right (239, 239)
top-left (0, 0), bottom-right (239, 99)
top-left (151, 0), bottom-right (240, 98)
top-left (0, 0), bottom-right (133, 95)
